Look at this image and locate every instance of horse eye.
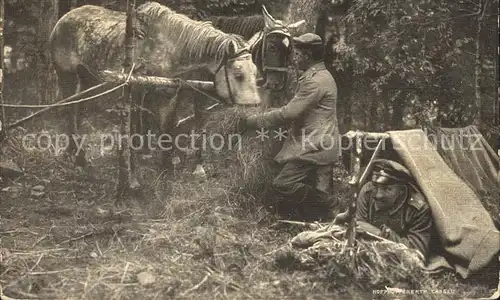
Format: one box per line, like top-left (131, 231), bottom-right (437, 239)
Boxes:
top-left (267, 43), bottom-right (277, 51)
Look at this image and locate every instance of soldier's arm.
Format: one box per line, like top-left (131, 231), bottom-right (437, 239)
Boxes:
top-left (246, 78), bottom-right (321, 129)
top-left (355, 182), bottom-right (372, 223)
top-left (333, 182), bottom-right (372, 224)
top-left (382, 207), bottom-right (433, 258)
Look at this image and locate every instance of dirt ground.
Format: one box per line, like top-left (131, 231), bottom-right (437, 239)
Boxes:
top-left (1, 109), bottom-right (498, 300)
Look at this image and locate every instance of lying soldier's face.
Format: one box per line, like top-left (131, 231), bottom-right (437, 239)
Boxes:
top-left (372, 183), bottom-right (406, 210)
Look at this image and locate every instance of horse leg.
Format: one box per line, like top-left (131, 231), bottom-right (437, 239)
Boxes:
top-left (128, 88), bottom-right (143, 190)
top-left (192, 95), bottom-right (206, 178)
top-left (138, 91), bottom-right (147, 135)
top-left (159, 89), bottom-right (182, 169)
top-left (159, 105), bottom-right (174, 168)
top-left (56, 70), bottom-right (79, 162)
top-left (71, 74), bottom-right (99, 169)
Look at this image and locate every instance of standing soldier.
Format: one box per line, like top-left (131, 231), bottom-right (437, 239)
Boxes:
top-left (238, 33), bottom-right (340, 221)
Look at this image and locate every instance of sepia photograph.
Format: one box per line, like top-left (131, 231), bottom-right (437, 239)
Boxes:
top-left (0, 0), bottom-right (499, 299)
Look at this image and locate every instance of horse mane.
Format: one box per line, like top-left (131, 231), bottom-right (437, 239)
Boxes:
top-left (206, 15), bottom-right (264, 40)
top-left (137, 2), bottom-right (247, 66)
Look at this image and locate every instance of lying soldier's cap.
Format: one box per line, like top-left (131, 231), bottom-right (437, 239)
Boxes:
top-left (371, 159), bottom-right (413, 185)
top-left (292, 33), bottom-right (323, 47)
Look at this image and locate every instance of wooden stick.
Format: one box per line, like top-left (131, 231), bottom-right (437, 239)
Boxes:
top-left (180, 274), bottom-right (209, 297)
top-left (358, 137), bottom-right (387, 187)
top-left (277, 220), bottom-right (324, 229)
top-left (59, 232), bottom-right (95, 245)
top-left (176, 103), bottom-right (220, 127)
top-left (343, 130), bottom-right (389, 140)
top-left (29, 269), bottom-right (71, 275)
top-left (346, 133), bottom-right (362, 247)
top-left (12, 248), bottom-right (68, 255)
top-left (99, 70), bottom-right (215, 91)
top-left (0, 0), bottom-right (5, 142)
top-left (116, 0), bottom-right (136, 198)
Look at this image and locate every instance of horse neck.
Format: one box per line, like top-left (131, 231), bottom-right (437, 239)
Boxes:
top-left (167, 59), bottom-right (221, 79)
top-left (160, 30), bottom-right (238, 75)
top-left (207, 15), bottom-right (264, 39)
top-left (248, 31), bottom-right (263, 51)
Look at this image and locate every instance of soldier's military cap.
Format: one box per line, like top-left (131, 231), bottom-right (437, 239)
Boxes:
top-left (371, 159), bottom-right (413, 185)
top-left (292, 33), bottom-right (323, 47)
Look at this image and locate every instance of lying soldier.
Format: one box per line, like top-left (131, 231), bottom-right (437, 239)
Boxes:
top-left (334, 159), bottom-right (434, 259)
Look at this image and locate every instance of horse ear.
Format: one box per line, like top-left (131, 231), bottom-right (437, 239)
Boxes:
top-left (261, 5), bottom-right (276, 30)
top-left (228, 40), bottom-right (238, 56)
top-left (287, 19), bottom-right (306, 29)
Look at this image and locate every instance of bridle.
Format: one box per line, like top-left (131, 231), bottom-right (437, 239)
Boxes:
top-left (214, 48), bottom-right (251, 105)
top-left (261, 28), bottom-right (292, 74)
top-left (253, 24), bottom-right (292, 91)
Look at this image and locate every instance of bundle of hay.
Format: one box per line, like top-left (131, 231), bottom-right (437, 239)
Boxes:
top-left (286, 225), bottom-right (434, 291)
top-left (202, 106), bottom-right (282, 205)
top-left (202, 106), bottom-right (260, 137)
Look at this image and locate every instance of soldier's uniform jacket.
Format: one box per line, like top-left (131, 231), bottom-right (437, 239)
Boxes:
top-left (356, 181), bottom-right (433, 258)
top-left (248, 62), bottom-right (340, 165)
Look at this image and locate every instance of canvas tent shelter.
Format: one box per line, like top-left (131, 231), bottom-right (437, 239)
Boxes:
top-left (341, 125), bottom-right (500, 279)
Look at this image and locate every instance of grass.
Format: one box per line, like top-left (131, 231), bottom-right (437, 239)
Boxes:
top-left (1, 104), bottom-right (498, 300)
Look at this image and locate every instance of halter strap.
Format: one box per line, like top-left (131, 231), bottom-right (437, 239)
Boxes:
top-left (262, 66), bottom-right (289, 72)
top-left (259, 27), bottom-right (291, 90)
top-left (214, 50), bottom-right (251, 105)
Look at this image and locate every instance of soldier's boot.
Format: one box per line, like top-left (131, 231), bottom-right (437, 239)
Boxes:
top-left (299, 189), bottom-right (338, 222)
top-left (271, 185), bottom-right (310, 220)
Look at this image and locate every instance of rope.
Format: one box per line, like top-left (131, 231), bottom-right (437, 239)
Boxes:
top-left (1, 62), bottom-right (136, 109)
top-left (179, 78), bottom-right (222, 105)
top-left (125, 63), bottom-right (135, 85)
top-left (0, 83), bottom-right (127, 108)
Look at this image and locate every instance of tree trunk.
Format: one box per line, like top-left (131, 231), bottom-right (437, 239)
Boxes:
top-left (368, 92), bottom-right (378, 129)
top-left (473, 0), bottom-right (486, 127)
top-left (391, 91), bottom-right (405, 130)
top-left (0, 0), bottom-right (5, 144)
top-left (284, 0), bottom-right (323, 34)
top-left (341, 67), bottom-right (353, 131)
top-left (59, 0), bottom-right (78, 17)
top-left (36, 0), bottom-right (59, 108)
top-left (382, 90), bottom-right (391, 131)
top-left (114, 0), bottom-right (128, 11)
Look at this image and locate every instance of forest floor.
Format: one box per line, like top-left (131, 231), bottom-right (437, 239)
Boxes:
top-left (1, 103), bottom-right (498, 300)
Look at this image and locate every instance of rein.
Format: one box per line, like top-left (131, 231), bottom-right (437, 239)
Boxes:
top-left (214, 49), bottom-right (251, 105)
top-left (258, 26), bottom-right (292, 90)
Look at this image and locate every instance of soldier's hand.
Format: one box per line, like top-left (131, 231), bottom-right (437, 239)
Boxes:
top-left (355, 221), bottom-right (381, 236)
top-left (235, 117), bottom-right (249, 133)
top-left (236, 115), bottom-right (258, 133)
top-left (332, 211), bottom-right (348, 224)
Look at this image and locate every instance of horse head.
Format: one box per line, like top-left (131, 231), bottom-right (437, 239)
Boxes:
top-left (134, 2), bottom-right (261, 106)
top-left (211, 38), bottom-right (261, 106)
top-left (253, 5), bottom-right (305, 91)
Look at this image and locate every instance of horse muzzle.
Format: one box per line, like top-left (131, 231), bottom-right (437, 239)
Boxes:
top-left (260, 70), bottom-right (288, 91)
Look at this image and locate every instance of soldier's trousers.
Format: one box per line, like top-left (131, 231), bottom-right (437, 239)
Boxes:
top-left (272, 160), bottom-right (336, 220)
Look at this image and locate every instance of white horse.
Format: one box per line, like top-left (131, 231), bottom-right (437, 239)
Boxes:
top-left (49, 1), bottom-right (262, 189)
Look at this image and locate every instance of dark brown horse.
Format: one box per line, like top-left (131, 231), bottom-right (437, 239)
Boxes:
top-left (49, 2), bottom-right (262, 187)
